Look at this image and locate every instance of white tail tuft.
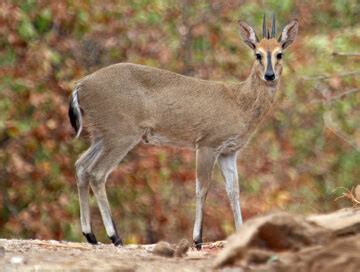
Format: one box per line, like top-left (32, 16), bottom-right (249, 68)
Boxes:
top-left (69, 87), bottom-right (83, 138)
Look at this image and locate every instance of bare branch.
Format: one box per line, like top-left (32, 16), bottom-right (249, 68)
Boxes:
top-left (327, 88), bottom-right (360, 102)
top-left (313, 83), bottom-right (360, 150)
top-left (302, 71), bottom-right (360, 81)
top-left (178, 0), bottom-right (223, 75)
top-left (332, 52), bottom-right (360, 57)
top-left (323, 111), bottom-right (360, 151)
top-left (310, 88), bottom-right (360, 104)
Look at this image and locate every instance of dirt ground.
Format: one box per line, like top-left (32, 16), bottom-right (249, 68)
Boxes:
top-left (0, 239), bottom-right (220, 271)
top-left (1, 208), bottom-right (359, 271)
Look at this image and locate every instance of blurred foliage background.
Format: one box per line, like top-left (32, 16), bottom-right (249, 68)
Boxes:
top-left (1, 0), bottom-right (359, 244)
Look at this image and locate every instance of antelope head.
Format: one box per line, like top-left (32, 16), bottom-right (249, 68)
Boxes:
top-left (238, 15), bottom-right (299, 85)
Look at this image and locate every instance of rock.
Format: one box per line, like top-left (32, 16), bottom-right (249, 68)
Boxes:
top-left (125, 244), bottom-right (142, 250)
top-left (355, 185), bottom-right (360, 201)
top-left (10, 255), bottom-right (26, 265)
top-left (213, 212), bottom-right (332, 268)
top-left (0, 246), bottom-right (4, 258)
top-left (174, 239), bottom-right (190, 257)
top-left (152, 241), bottom-right (175, 257)
top-left (306, 208), bottom-right (360, 236)
top-left (273, 234), bottom-right (360, 272)
top-left (152, 239), bottom-right (190, 258)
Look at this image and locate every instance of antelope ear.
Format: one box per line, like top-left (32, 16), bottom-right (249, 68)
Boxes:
top-left (278, 19), bottom-right (299, 50)
top-left (238, 20), bottom-right (258, 50)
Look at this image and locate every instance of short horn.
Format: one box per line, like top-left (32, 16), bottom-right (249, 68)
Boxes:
top-left (271, 14), bottom-right (275, 38)
top-left (262, 14), bottom-right (266, 39)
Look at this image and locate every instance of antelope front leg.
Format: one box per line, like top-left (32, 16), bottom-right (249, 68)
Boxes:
top-left (193, 147), bottom-right (217, 250)
top-left (218, 152), bottom-right (243, 230)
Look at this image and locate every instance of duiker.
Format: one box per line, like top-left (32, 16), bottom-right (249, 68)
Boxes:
top-left (69, 15), bottom-right (298, 249)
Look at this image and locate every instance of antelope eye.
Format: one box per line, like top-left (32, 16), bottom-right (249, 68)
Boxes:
top-left (255, 53), bottom-right (262, 61)
top-left (277, 53), bottom-right (283, 60)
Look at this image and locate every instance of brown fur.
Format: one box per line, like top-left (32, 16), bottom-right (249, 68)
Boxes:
top-left (78, 60), bottom-right (276, 152)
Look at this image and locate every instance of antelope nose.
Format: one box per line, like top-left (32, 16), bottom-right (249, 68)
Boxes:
top-left (264, 73), bottom-right (275, 81)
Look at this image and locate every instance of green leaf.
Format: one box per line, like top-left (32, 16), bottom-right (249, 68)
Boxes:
top-left (0, 48), bottom-right (16, 68)
top-left (35, 8), bottom-right (52, 34)
top-left (18, 17), bottom-right (37, 41)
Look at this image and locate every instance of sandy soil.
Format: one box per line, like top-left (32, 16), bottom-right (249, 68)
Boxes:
top-left (0, 239), bottom-right (220, 271)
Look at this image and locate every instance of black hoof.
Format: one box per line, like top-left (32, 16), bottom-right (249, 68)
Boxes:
top-left (83, 232), bottom-right (98, 245)
top-left (194, 239), bottom-right (202, 250)
top-left (110, 234), bottom-right (123, 246)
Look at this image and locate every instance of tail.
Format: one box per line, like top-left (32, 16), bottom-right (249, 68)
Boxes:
top-left (68, 87), bottom-right (83, 138)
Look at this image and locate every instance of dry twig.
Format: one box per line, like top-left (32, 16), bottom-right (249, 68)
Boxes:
top-left (334, 186), bottom-right (360, 207)
top-left (29, 240), bottom-right (93, 250)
